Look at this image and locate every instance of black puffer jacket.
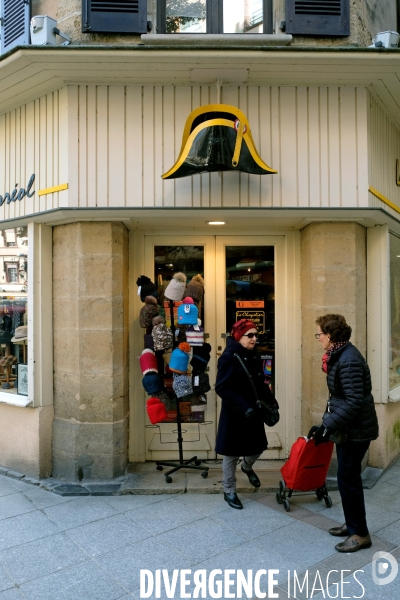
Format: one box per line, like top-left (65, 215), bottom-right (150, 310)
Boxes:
top-left (322, 343), bottom-right (379, 442)
top-left (215, 338), bottom-right (276, 456)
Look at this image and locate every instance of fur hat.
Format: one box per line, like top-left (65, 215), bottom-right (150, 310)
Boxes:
top-left (139, 349), bottom-right (158, 376)
top-left (172, 373), bottom-right (193, 398)
top-left (231, 319), bottom-right (257, 341)
top-left (146, 397), bottom-right (167, 424)
top-left (186, 274), bottom-right (204, 303)
top-left (169, 342), bottom-right (191, 374)
top-left (142, 372), bottom-right (164, 395)
top-left (136, 275), bottom-right (158, 302)
top-left (139, 296), bottom-right (159, 329)
top-left (164, 272), bottom-right (187, 301)
top-left (190, 343), bottom-right (211, 373)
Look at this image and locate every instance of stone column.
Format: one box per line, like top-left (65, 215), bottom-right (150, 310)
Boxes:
top-left (301, 222), bottom-right (367, 436)
top-left (52, 222), bottom-right (129, 482)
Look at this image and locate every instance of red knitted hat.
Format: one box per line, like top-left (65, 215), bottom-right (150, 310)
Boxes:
top-left (139, 349), bottom-right (158, 375)
top-left (231, 319), bottom-right (258, 341)
top-left (146, 397), bottom-right (167, 424)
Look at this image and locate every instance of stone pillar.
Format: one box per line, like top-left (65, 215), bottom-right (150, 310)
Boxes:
top-left (301, 223), bottom-right (367, 436)
top-left (52, 222), bottom-right (129, 482)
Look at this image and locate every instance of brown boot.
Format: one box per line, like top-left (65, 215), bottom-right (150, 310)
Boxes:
top-left (329, 523), bottom-right (349, 537)
top-left (335, 534), bottom-right (372, 553)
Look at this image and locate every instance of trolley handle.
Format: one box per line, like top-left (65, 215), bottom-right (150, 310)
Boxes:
top-left (307, 425), bottom-right (320, 440)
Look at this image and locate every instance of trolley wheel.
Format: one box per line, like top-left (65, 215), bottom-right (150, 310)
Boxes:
top-left (283, 499), bottom-right (290, 512)
top-left (165, 476), bottom-right (172, 483)
top-left (195, 460), bottom-right (201, 466)
top-left (324, 495), bottom-right (333, 508)
top-left (156, 465), bottom-right (163, 471)
top-left (276, 492), bottom-right (283, 505)
top-left (201, 471), bottom-right (208, 478)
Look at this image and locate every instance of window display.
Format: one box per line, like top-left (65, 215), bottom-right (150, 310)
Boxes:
top-left (0, 227), bottom-right (28, 395)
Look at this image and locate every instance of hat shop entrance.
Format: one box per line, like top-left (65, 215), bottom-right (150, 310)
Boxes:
top-left (131, 232), bottom-right (300, 464)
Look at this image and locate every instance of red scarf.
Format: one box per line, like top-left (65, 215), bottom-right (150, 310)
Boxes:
top-left (321, 341), bottom-right (349, 373)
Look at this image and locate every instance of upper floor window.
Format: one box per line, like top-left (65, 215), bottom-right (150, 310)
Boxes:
top-left (157, 0), bottom-right (272, 34)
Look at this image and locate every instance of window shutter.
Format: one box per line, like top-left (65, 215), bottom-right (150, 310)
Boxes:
top-left (0, 0), bottom-right (30, 55)
top-left (82, 0), bottom-right (147, 34)
top-left (286, 0), bottom-right (350, 36)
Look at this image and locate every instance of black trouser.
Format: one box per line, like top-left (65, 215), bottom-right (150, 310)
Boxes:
top-left (336, 440), bottom-right (370, 537)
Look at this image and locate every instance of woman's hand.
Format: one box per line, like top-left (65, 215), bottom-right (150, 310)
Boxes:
top-left (313, 425), bottom-right (331, 446)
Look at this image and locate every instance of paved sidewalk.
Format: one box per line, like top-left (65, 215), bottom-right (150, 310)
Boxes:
top-left (0, 459), bottom-right (400, 599)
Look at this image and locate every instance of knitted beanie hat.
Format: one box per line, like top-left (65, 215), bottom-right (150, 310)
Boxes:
top-left (139, 349), bottom-right (158, 375)
top-left (186, 319), bottom-right (204, 346)
top-left (146, 397), bottom-right (167, 424)
top-left (169, 342), bottom-right (191, 374)
top-left (142, 372), bottom-right (164, 395)
top-left (190, 343), bottom-right (211, 373)
top-left (231, 319), bottom-right (258, 341)
top-left (136, 275), bottom-right (158, 302)
top-left (178, 297), bottom-right (198, 325)
top-left (186, 274), bottom-right (204, 303)
top-left (139, 296), bottom-right (159, 329)
top-left (192, 372), bottom-right (211, 394)
top-left (172, 373), bottom-right (193, 398)
top-left (152, 322), bottom-right (174, 352)
top-left (157, 390), bottom-right (177, 410)
top-left (164, 272), bottom-right (187, 301)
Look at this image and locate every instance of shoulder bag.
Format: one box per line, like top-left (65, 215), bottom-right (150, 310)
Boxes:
top-left (234, 353), bottom-right (280, 427)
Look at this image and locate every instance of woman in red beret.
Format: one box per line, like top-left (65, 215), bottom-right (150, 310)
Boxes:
top-left (215, 319), bottom-right (278, 509)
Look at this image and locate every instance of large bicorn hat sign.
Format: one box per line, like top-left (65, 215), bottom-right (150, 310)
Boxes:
top-left (162, 104), bottom-right (277, 179)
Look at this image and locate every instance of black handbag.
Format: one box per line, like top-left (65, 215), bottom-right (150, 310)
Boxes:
top-left (234, 353), bottom-right (280, 427)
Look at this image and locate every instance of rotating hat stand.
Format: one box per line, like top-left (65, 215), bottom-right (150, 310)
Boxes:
top-left (154, 298), bottom-right (209, 483)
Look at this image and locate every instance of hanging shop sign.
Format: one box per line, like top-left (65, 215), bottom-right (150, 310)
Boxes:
top-left (236, 309), bottom-right (265, 334)
top-left (0, 175), bottom-right (35, 207)
top-left (162, 104), bottom-right (277, 179)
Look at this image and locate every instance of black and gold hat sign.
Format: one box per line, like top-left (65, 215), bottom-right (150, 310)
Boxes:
top-left (162, 104), bottom-right (277, 180)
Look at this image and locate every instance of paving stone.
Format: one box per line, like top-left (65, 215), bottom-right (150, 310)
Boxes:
top-left (0, 511), bottom-right (59, 551)
top-left (19, 560), bottom-right (127, 600)
top-left (169, 492), bottom-right (249, 517)
top-left (0, 470), bottom-right (8, 477)
top-left (22, 477), bottom-right (40, 486)
top-left (0, 478), bottom-right (22, 498)
top-left (66, 514), bottom-right (152, 557)
top-left (125, 496), bottom-right (203, 535)
top-left (104, 494), bottom-right (169, 512)
top-left (4, 471), bottom-right (24, 481)
top-left (43, 497), bottom-right (119, 530)
top-left (0, 494), bottom-right (36, 521)
top-left (84, 483), bottom-right (122, 496)
top-left (364, 481), bottom-right (400, 513)
top-left (22, 487), bottom-right (75, 510)
top-left (212, 500), bottom-right (293, 539)
top-left (362, 466), bottom-right (383, 489)
top-left (39, 478), bottom-right (65, 491)
top-left (5, 479), bottom-right (31, 492)
top-left (0, 589), bottom-right (25, 600)
top-left (0, 566), bottom-right (13, 593)
top-left (0, 533), bottom-right (87, 584)
top-left (52, 484), bottom-right (90, 497)
top-left (122, 472), bottom-right (186, 494)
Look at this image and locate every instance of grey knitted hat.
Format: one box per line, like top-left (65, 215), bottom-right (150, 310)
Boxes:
top-left (164, 272), bottom-right (187, 301)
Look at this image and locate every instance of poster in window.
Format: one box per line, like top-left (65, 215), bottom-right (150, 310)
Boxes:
top-left (17, 363), bottom-right (28, 396)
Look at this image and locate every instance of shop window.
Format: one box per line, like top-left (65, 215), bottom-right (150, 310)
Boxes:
top-left (82, 0), bottom-right (148, 34)
top-left (286, 0), bottom-right (350, 36)
top-left (0, 0), bottom-right (31, 55)
top-left (157, 0), bottom-right (272, 34)
top-left (0, 226), bottom-right (28, 396)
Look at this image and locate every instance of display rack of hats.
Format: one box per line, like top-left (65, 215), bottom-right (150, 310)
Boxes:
top-left (137, 273), bottom-right (210, 482)
top-left (0, 298), bottom-right (27, 390)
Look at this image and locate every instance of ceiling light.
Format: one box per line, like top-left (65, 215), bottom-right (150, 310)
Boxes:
top-left (207, 221), bottom-right (226, 225)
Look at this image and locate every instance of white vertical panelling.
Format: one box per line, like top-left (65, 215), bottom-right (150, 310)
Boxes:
top-left (340, 88), bottom-right (358, 207)
top-left (78, 86), bottom-right (87, 208)
top-left (319, 87), bottom-right (329, 208)
top-left (356, 88), bottom-right (369, 207)
top-left (108, 86), bottom-right (125, 208)
top-left (280, 87), bottom-right (297, 208)
top-left (296, 87), bottom-right (309, 207)
top-left (200, 85), bottom-right (210, 207)
top-left (154, 86), bottom-right (164, 208)
top-left (58, 88), bottom-right (69, 208)
top-left (162, 86), bottom-right (175, 207)
top-left (143, 86), bottom-right (155, 207)
top-left (308, 88), bottom-right (321, 207)
top-left (368, 93), bottom-right (400, 210)
top-left (270, 87), bottom-right (281, 206)
top-left (222, 86), bottom-right (240, 207)
top-left (25, 101), bottom-right (35, 215)
top-left (86, 86), bottom-right (97, 208)
top-left (239, 85), bottom-right (249, 207)
top-left (259, 87), bottom-right (273, 207)
top-left (125, 86), bottom-right (143, 207)
top-left (174, 87), bottom-right (192, 207)
top-left (191, 85), bottom-right (202, 208)
top-left (67, 87), bottom-right (79, 208)
top-left (328, 87), bottom-right (341, 208)
top-left (96, 86), bottom-right (108, 207)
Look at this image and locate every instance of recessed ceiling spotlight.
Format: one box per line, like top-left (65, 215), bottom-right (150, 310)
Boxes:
top-left (207, 221), bottom-right (226, 225)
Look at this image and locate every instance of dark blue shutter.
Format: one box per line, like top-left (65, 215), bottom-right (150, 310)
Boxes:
top-left (0, 0), bottom-right (30, 55)
top-left (286, 0), bottom-right (350, 36)
top-left (82, 0), bottom-right (147, 34)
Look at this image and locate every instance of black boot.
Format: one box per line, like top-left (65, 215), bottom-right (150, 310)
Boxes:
top-left (224, 492), bottom-right (243, 509)
top-left (241, 464), bottom-right (260, 487)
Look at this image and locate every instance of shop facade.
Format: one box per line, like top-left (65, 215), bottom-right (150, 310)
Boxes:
top-left (1, 6), bottom-right (400, 481)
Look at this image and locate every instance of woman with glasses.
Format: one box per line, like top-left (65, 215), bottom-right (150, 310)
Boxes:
top-left (313, 314), bottom-right (379, 553)
top-left (215, 319), bottom-right (278, 509)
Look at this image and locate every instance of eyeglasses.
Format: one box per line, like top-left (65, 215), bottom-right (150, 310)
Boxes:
top-left (315, 333), bottom-right (327, 339)
top-left (243, 333), bottom-right (258, 339)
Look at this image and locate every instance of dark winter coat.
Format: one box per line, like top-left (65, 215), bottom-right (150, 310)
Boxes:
top-left (215, 338), bottom-right (274, 456)
top-left (322, 343), bottom-right (379, 442)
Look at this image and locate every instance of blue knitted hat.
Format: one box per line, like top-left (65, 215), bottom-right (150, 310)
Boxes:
top-left (142, 372), bottom-right (164, 395)
top-left (172, 374), bottom-right (193, 398)
top-left (169, 342), bottom-right (190, 374)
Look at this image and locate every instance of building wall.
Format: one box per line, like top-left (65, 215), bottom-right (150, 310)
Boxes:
top-left (368, 93), bottom-right (400, 212)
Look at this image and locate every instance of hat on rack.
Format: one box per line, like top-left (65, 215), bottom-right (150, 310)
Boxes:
top-left (157, 390), bottom-right (176, 411)
top-left (136, 275), bottom-right (158, 302)
top-left (169, 342), bottom-right (191, 374)
top-left (192, 372), bottom-right (211, 395)
top-left (152, 317), bottom-right (174, 351)
top-left (186, 320), bottom-right (204, 346)
top-left (139, 296), bottom-right (159, 329)
top-left (178, 297), bottom-right (198, 325)
top-left (190, 343), bottom-right (211, 373)
top-left (172, 373), bottom-right (193, 398)
top-left (231, 319), bottom-right (258, 341)
top-left (186, 274), bottom-right (204, 303)
top-left (139, 349), bottom-right (158, 376)
top-left (142, 372), bottom-right (164, 395)
top-left (11, 326), bottom-right (27, 343)
top-left (164, 272), bottom-right (187, 302)
top-left (146, 397), bottom-right (167, 424)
